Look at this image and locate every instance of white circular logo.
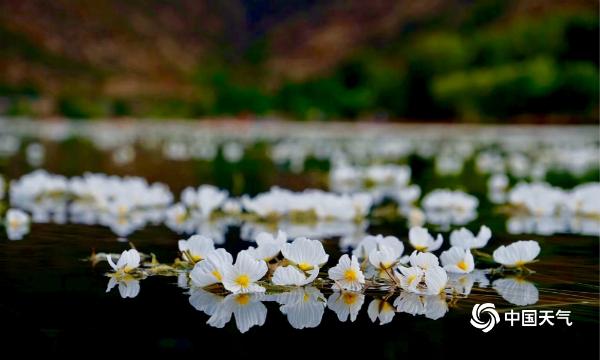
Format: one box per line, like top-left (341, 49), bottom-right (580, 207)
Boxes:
top-left (470, 303), bottom-right (500, 333)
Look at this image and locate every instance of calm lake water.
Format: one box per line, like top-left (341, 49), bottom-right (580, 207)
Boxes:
top-left (0, 120), bottom-right (598, 357)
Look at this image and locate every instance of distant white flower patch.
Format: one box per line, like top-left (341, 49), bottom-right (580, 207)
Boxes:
top-left (5, 208), bottom-right (30, 240)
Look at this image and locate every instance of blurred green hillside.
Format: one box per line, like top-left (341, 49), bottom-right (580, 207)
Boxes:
top-left (0, 0), bottom-right (597, 121)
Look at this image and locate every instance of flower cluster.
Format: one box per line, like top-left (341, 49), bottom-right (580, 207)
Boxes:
top-left (8, 170), bottom-right (173, 237)
top-left (508, 182), bottom-right (600, 217)
top-left (100, 225), bottom-right (545, 332)
top-left (104, 226), bottom-right (541, 299)
top-left (240, 187), bottom-right (373, 221)
top-left (421, 189), bottom-right (479, 227)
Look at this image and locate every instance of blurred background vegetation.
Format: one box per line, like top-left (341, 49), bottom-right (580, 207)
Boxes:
top-left (0, 0), bottom-right (597, 122)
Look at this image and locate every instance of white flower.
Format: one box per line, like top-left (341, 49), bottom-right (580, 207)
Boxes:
top-left (367, 298), bottom-right (395, 325)
top-left (107, 249), bottom-right (140, 273)
top-left (245, 230), bottom-right (288, 261)
top-left (106, 277), bottom-right (140, 298)
top-left (241, 189), bottom-right (289, 218)
top-left (440, 247), bottom-right (474, 273)
top-left (353, 234), bottom-right (403, 260)
top-left (165, 203), bottom-right (188, 226)
top-left (375, 235), bottom-right (404, 257)
top-left (368, 246), bottom-right (399, 270)
top-left (398, 255), bottom-right (410, 265)
top-left (182, 185), bottom-right (228, 218)
top-left (165, 204), bottom-right (196, 234)
top-left (397, 266), bottom-right (423, 293)
top-left (408, 227), bottom-right (443, 252)
top-left (407, 207), bottom-right (426, 227)
top-left (567, 183), bottom-right (600, 217)
top-left (351, 193), bottom-right (373, 218)
top-left (178, 234), bottom-right (215, 262)
top-left (488, 173), bottom-right (509, 192)
top-left (422, 266), bottom-right (448, 295)
top-left (422, 189), bottom-right (479, 227)
top-left (492, 240), bottom-right (540, 268)
top-left (221, 199), bottom-right (242, 214)
top-left (190, 248), bottom-right (233, 287)
top-left (282, 237), bottom-right (329, 271)
top-left (368, 240), bottom-right (404, 278)
top-left (329, 165), bottom-right (362, 191)
top-left (508, 182), bottom-right (565, 216)
top-left (328, 254), bottom-right (365, 291)
top-left (222, 252), bottom-right (268, 293)
top-left (493, 277), bottom-right (539, 306)
top-left (398, 263), bottom-right (447, 295)
top-left (352, 235), bottom-right (378, 259)
top-left (195, 185), bottom-right (228, 216)
top-left (327, 291), bottom-right (365, 322)
top-left (422, 189), bottom-right (479, 213)
top-left (408, 250), bottom-right (440, 269)
top-left (5, 208), bottom-right (30, 240)
top-left (272, 266), bottom-right (319, 286)
top-left (449, 225), bottom-right (491, 249)
top-left (314, 193), bottom-right (356, 221)
top-left (105, 211), bottom-right (144, 238)
top-left (394, 185), bottom-right (421, 205)
top-left (194, 219), bottom-right (228, 245)
top-left (278, 287), bottom-right (326, 329)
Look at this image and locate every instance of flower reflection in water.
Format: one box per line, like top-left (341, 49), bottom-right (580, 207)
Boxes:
top-left (447, 270), bottom-right (490, 295)
top-left (367, 298), bottom-right (395, 325)
top-left (106, 277), bottom-right (140, 299)
top-left (207, 293), bottom-right (267, 333)
top-left (184, 277), bottom-right (543, 332)
top-left (493, 277), bottom-right (539, 306)
top-left (327, 291), bottom-right (365, 322)
top-left (278, 287), bottom-right (326, 329)
top-left (393, 292), bottom-right (448, 320)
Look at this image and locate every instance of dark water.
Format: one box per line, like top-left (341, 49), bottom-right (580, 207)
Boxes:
top-left (0, 126), bottom-right (598, 357)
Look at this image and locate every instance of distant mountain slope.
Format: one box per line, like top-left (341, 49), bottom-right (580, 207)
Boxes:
top-left (0, 0), bottom-right (596, 118)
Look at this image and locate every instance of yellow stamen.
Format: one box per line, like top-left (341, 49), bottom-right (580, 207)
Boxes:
top-left (235, 274), bottom-right (250, 288)
top-left (407, 274), bottom-right (417, 285)
top-left (117, 206), bottom-right (127, 217)
top-left (298, 262), bottom-right (313, 271)
top-left (414, 245), bottom-right (427, 251)
top-left (457, 260), bottom-right (469, 271)
top-left (9, 219), bottom-right (20, 230)
top-left (344, 269), bottom-right (358, 282)
top-left (191, 254), bottom-right (203, 262)
top-left (211, 270), bottom-right (222, 281)
top-left (176, 213), bottom-right (186, 224)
